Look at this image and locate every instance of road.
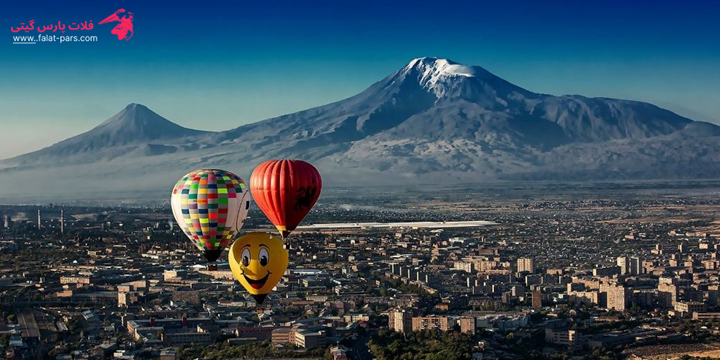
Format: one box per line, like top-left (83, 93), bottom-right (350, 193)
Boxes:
top-left (349, 334), bottom-right (373, 360)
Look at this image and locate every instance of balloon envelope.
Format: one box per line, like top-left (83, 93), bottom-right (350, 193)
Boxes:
top-left (250, 159), bottom-right (322, 238)
top-left (171, 169), bottom-right (250, 262)
top-left (229, 232), bottom-right (288, 304)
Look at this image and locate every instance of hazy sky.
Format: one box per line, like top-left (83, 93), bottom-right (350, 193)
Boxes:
top-left (1, 0), bottom-right (719, 159)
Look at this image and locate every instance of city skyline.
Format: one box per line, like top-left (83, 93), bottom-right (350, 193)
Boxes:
top-left (2, 183), bottom-right (720, 359)
top-left (1, 0), bottom-right (720, 159)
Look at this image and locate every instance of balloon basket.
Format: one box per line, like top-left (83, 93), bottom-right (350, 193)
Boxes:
top-left (206, 264), bottom-right (218, 271)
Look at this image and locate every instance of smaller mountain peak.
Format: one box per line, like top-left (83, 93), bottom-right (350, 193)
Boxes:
top-left (116, 103), bottom-right (153, 119)
top-left (89, 103), bottom-right (208, 142)
top-left (122, 103), bottom-right (149, 112)
top-left (98, 103), bottom-right (169, 130)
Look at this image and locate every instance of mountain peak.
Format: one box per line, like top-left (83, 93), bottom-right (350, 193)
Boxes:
top-left (123, 102), bottom-right (145, 110)
top-left (91, 103), bottom-right (212, 141)
top-left (403, 57), bottom-right (489, 80)
top-left (111, 103), bottom-right (156, 120)
top-left (64, 104), bottom-right (210, 148)
top-left (100, 103), bottom-right (176, 128)
top-left (0, 103), bottom-right (214, 164)
top-left (390, 57), bottom-right (520, 101)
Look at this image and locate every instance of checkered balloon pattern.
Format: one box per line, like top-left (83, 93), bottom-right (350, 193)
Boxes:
top-left (171, 169), bottom-right (250, 252)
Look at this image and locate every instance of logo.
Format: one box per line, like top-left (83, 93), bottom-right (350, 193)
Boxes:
top-left (99, 9), bottom-right (133, 41)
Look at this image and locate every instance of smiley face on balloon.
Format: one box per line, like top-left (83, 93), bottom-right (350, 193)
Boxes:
top-left (229, 232), bottom-right (288, 304)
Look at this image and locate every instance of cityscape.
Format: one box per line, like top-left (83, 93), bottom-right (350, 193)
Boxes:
top-left (2, 182), bottom-right (720, 359)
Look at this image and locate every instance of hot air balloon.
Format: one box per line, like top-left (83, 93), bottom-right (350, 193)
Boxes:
top-left (250, 160), bottom-right (322, 239)
top-left (171, 169), bottom-right (250, 263)
top-left (229, 232), bottom-right (288, 304)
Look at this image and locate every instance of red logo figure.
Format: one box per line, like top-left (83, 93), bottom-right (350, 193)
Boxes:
top-left (99, 9), bottom-right (133, 41)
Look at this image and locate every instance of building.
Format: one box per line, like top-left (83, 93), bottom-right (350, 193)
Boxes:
top-left (616, 256), bottom-right (640, 275)
top-left (272, 327), bottom-right (294, 345)
top-left (117, 280), bottom-right (148, 293)
top-left (675, 301), bottom-right (707, 316)
top-left (605, 285), bottom-right (631, 311)
top-left (459, 317), bottom-right (475, 334)
top-left (475, 313), bottom-right (529, 332)
top-left (617, 256), bottom-right (628, 275)
top-left (412, 316), bottom-right (450, 332)
top-left (693, 313), bottom-right (720, 320)
top-left (532, 290), bottom-right (543, 309)
top-left (295, 329), bottom-right (326, 349)
top-left (91, 343), bottom-right (118, 359)
top-left (126, 318), bottom-right (215, 345)
top-left (525, 274), bottom-right (543, 286)
top-left (545, 328), bottom-right (582, 347)
top-left (517, 258), bottom-right (535, 273)
top-left (454, 261), bottom-right (474, 273)
top-left (72, 292), bottom-right (118, 305)
top-left (587, 332), bottom-right (637, 349)
top-left (593, 266), bottom-right (620, 277)
top-left (570, 290), bottom-right (600, 306)
top-left (652, 244), bottom-right (664, 255)
top-left (60, 276), bottom-right (95, 285)
top-left (163, 331), bottom-right (212, 345)
top-left (118, 291), bottom-right (142, 307)
top-left (388, 309), bottom-right (413, 333)
top-left (172, 291), bottom-right (201, 306)
top-left (658, 283), bottom-right (678, 308)
top-left (235, 326), bottom-right (274, 341)
top-left (163, 269), bottom-right (187, 282)
top-left (633, 290), bottom-right (656, 308)
top-left (343, 313), bottom-right (370, 323)
top-left (679, 241), bottom-right (689, 254)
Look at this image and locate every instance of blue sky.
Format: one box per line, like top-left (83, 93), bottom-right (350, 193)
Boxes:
top-left (1, 0), bottom-right (719, 159)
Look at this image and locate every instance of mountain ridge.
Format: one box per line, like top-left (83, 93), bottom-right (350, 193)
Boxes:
top-left (0, 57), bottom-right (718, 198)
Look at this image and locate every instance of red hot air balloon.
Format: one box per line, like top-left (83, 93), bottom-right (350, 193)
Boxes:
top-left (250, 160), bottom-right (322, 238)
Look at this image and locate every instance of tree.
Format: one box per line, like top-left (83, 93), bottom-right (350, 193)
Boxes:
top-left (505, 332), bottom-right (516, 343)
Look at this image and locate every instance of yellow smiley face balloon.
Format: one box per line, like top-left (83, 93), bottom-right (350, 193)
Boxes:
top-left (229, 232), bottom-right (288, 304)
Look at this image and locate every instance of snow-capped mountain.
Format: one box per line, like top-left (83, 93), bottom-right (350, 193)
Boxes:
top-left (0, 58), bottom-right (718, 200)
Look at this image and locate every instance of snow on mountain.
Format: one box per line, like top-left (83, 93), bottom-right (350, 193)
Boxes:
top-left (405, 57), bottom-right (492, 93)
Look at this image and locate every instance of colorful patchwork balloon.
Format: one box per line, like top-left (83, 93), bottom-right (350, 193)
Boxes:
top-left (171, 169), bottom-right (250, 262)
